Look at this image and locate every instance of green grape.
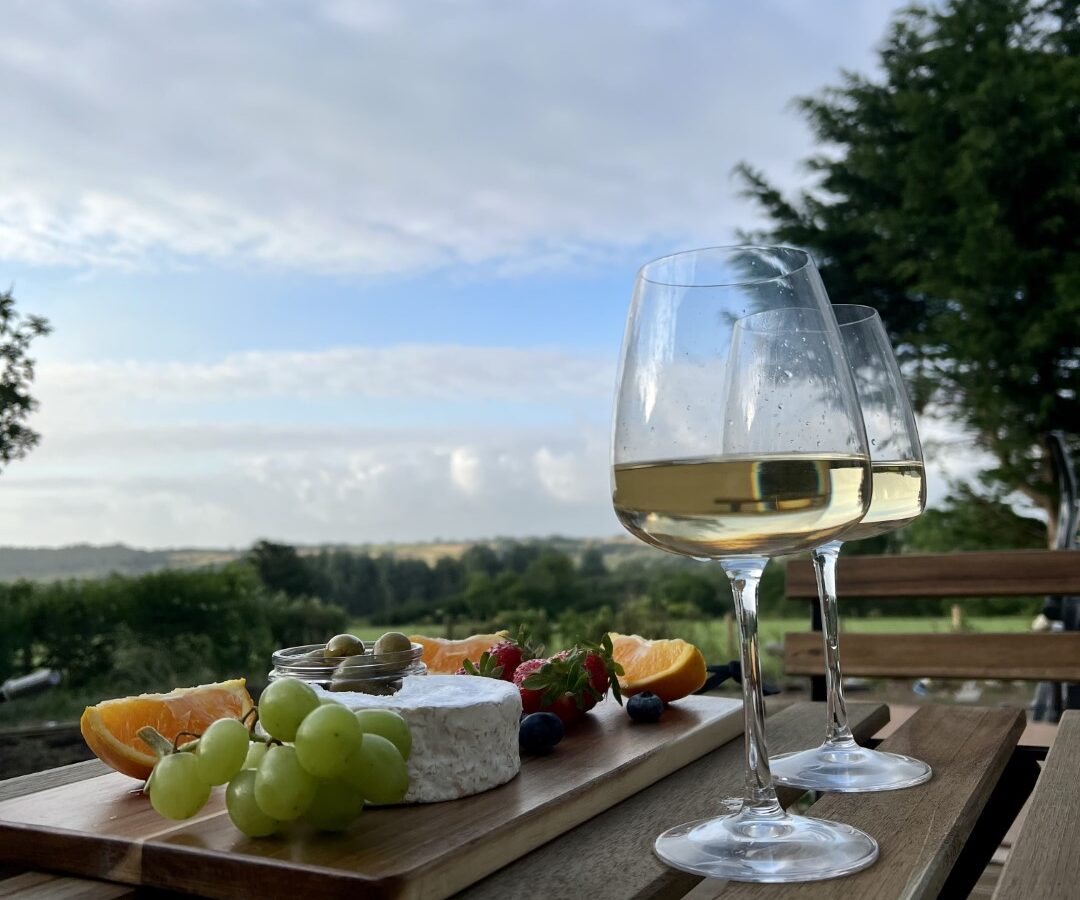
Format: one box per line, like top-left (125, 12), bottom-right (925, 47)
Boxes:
top-left (243, 741), bottom-right (268, 769)
top-left (354, 709), bottom-right (412, 760)
top-left (295, 703), bottom-right (364, 779)
top-left (254, 745), bottom-right (317, 821)
top-left (226, 769), bottom-right (279, 837)
top-left (196, 718), bottom-right (251, 785)
top-left (258, 678), bottom-right (320, 742)
top-left (343, 733), bottom-right (409, 804)
top-left (302, 778), bottom-right (365, 832)
top-left (149, 752), bottom-right (211, 820)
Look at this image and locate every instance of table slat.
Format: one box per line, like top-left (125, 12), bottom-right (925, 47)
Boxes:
top-left (0, 760), bottom-right (109, 804)
top-left (992, 710), bottom-right (1080, 900)
top-left (455, 700), bottom-right (890, 900)
top-left (705, 705), bottom-right (1024, 900)
top-left (0, 871), bottom-right (135, 899)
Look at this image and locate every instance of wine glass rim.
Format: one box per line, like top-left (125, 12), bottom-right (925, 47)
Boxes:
top-left (638, 245), bottom-right (812, 288)
top-left (832, 304), bottom-right (881, 327)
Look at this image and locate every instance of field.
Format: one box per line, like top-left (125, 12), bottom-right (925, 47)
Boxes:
top-left (355, 615), bottom-right (1032, 668)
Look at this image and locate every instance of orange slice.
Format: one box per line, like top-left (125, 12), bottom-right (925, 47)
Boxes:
top-left (410, 632), bottom-right (508, 673)
top-left (609, 633), bottom-right (708, 702)
top-left (80, 679), bottom-right (253, 781)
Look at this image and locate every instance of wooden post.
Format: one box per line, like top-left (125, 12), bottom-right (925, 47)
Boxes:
top-left (951, 604), bottom-right (963, 632)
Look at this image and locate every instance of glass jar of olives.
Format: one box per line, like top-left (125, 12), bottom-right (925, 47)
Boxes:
top-left (270, 634), bottom-right (426, 696)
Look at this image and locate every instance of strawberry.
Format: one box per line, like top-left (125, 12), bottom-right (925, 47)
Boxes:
top-left (546, 693), bottom-right (586, 726)
top-left (581, 634), bottom-right (624, 704)
top-left (458, 650), bottom-right (507, 679)
top-left (462, 629), bottom-right (541, 683)
top-left (582, 652), bottom-right (608, 694)
top-left (485, 641), bottom-right (524, 682)
top-left (516, 653), bottom-right (595, 726)
top-left (513, 658), bottom-right (548, 715)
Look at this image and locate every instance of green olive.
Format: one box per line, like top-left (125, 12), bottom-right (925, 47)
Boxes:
top-left (325, 633), bottom-right (365, 659)
top-left (329, 678), bottom-right (401, 696)
top-left (373, 632), bottom-right (412, 658)
top-left (285, 648), bottom-right (334, 671)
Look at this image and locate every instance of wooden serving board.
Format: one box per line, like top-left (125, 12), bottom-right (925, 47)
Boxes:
top-left (0, 695), bottom-right (742, 900)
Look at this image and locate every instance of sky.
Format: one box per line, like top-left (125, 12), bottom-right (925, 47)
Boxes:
top-left (0, 0), bottom-right (986, 549)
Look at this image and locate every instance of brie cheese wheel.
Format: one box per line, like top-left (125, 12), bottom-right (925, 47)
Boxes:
top-left (313, 675), bottom-right (522, 803)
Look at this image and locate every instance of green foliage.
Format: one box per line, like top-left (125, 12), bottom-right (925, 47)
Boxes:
top-left (0, 564), bottom-right (347, 693)
top-left (737, 0), bottom-right (1080, 533)
top-left (903, 484), bottom-right (1048, 553)
top-left (247, 540), bottom-right (322, 598)
top-left (0, 288), bottom-right (51, 471)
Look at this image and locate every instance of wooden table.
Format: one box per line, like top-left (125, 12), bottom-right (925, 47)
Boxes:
top-left (0, 701), bottom-right (1067, 900)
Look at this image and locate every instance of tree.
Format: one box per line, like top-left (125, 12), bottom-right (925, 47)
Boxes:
top-left (519, 551), bottom-right (582, 615)
top-left (0, 288), bottom-right (51, 469)
top-left (737, 0), bottom-right (1080, 539)
top-left (653, 570), bottom-right (724, 616)
top-left (578, 546), bottom-right (608, 579)
top-left (461, 544), bottom-right (501, 579)
top-left (246, 540), bottom-right (320, 598)
top-left (902, 484), bottom-right (1047, 553)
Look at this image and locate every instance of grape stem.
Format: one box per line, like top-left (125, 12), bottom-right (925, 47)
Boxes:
top-left (137, 725), bottom-right (178, 759)
top-left (173, 731), bottom-right (201, 752)
top-left (240, 707), bottom-right (259, 728)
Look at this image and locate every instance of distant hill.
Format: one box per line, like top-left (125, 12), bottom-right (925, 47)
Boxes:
top-left (0, 544), bottom-right (242, 581)
top-left (0, 536), bottom-right (655, 582)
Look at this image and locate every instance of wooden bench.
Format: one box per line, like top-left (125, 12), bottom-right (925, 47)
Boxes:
top-left (992, 710), bottom-right (1080, 899)
top-left (783, 549), bottom-right (1080, 698)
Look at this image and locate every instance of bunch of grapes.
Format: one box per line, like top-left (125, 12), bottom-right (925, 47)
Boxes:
top-left (143, 677), bottom-right (411, 836)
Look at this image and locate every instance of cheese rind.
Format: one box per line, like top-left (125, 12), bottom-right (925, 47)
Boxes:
top-left (313, 675), bottom-right (522, 803)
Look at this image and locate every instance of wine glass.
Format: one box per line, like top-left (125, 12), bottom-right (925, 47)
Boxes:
top-left (611, 247), bottom-right (879, 882)
top-left (771, 304), bottom-right (931, 792)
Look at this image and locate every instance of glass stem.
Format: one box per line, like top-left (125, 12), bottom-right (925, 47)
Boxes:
top-left (721, 557), bottom-right (782, 816)
top-left (813, 540), bottom-right (855, 747)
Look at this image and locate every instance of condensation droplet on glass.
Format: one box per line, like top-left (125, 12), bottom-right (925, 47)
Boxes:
top-left (871, 438), bottom-right (877, 446)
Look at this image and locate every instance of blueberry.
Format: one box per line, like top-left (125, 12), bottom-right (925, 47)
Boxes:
top-left (519, 712), bottom-right (565, 755)
top-left (627, 692), bottom-right (665, 723)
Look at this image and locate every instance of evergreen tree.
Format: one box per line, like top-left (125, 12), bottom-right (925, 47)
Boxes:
top-left (737, 0), bottom-right (1080, 538)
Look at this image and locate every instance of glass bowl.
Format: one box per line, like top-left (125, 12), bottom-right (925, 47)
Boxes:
top-left (270, 642), bottom-right (426, 696)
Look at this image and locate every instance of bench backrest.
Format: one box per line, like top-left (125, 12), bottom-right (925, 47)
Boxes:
top-left (783, 549), bottom-right (1080, 682)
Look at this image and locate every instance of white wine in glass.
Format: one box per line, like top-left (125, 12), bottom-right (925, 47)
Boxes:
top-left (613, 454), bottom-right (870, 557)
top-left (839, 460), bottom-right (924, 541)
top-left (612, 247), bottom-right (879, 883)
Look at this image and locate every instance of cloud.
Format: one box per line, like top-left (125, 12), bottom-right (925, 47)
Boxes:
top-left (0, 343), bottom-right (618, 546)
top-left (0, 0), bottom-right (898, 276)
top-left (36, 344), bottom-right (613, 408)
top-left (2, 340), bottom-right (988, 547)
top-left (0, 427), bottom-right (617, 547)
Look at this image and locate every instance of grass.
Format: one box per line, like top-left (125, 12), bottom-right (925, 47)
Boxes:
top-left (352, 615), bottom-right (1032, 662)
top-left (0, 616), bottom-right (1034, 731)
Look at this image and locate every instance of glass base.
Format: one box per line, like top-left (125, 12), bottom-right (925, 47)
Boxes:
top-left (654, 808), bottom-right (879, 883)
top-left (771, 742), bottom-right (932, 792)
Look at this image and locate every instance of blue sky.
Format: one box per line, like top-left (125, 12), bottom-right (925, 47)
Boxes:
top-left (0, 0), bottom-right (985, 548)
